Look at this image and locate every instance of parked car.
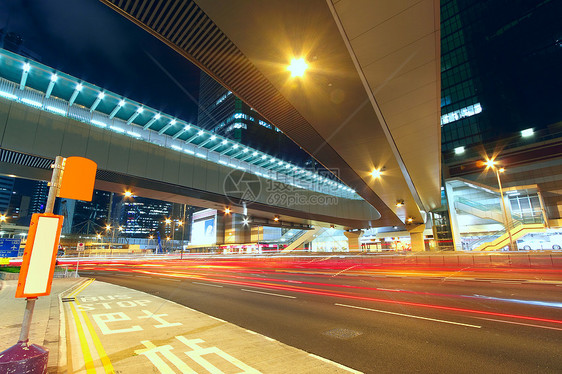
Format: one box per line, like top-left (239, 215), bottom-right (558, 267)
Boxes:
top-left (517, 239), bottom-right (562, 250)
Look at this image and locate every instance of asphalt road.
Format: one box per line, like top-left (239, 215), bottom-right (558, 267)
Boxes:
top-left (78, 260), bottom-right (562, 373)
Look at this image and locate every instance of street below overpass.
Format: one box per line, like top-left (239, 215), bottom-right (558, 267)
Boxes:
top-left (77, 257), bottom-right (562, 373)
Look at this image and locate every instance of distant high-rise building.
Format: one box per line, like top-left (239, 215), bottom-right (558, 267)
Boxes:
top-left (120, 197), bottom-right (173, 237)
top-left (197, 72), bottom-right (317, 168)
top-left (440, 0), bottom-right (561, 152)
top-left (29, 181), bottom-right (48, 215)
top-left (0, 176), bottom-right (15, 214)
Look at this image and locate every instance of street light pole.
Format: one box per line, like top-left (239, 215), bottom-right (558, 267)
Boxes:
top-left (484, 159), bottom-right (516, 251)
top-left (494, 166), bottom-right (516, 251)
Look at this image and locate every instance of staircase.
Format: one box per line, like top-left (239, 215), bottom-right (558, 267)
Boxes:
top-left (454, 197), bottom-right (504, 223)
top-left (281, 227), bottom-right (324, 252)
top-left (475, 223), bottom-right (546, 251)
top-left (472, 213), bottom-right (546, 251)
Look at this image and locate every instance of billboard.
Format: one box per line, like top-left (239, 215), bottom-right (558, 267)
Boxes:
top-left (191, 218), bottom-right (216, 245)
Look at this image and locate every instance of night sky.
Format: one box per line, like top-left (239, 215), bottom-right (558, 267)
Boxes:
top-left (0, 0), bottom-right (202, 124)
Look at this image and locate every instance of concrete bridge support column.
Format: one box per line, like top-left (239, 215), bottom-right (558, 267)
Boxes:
top-left (407, 224), bottom-right (426, 252)
top-left (343, 231), bottom-right (362, 251)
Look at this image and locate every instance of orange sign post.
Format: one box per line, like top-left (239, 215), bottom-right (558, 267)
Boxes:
top-left (15, 213), bottom-right (64, 298)
top-left (1, 155), bottom-right (97, 372)
top-left (59, 156), bottom-right (97, 201)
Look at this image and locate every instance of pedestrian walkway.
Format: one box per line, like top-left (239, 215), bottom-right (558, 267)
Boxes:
top-left (0, 277), bottom-right (83, 372)
top-left (62, 279), bottom-right (360, 373)
top-left (2, 277), bottom-right (360, 373)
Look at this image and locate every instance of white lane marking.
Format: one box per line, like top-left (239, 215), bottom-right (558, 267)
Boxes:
top-left (335, 303), bottom-right (481, 328)
top-left (192, 282), bottom-right (223, 288)
top-left (332, 265), bottom-right (359, 278)
top-left (526, 280), bottom-right (562, 284)
top-left (490, 281), bottom-right (522, 284)
top-left (208, 316), bottom-right (226, 323)
top-left (241, 288), bottom-right (296, 299)
top-left (158, 277), bottom-right (181, 282)
top-left (308, 353), bottom-right (363, 373)
top-left (473, 317), bottom-right (562, 331)
top-left (377, 288), bottom-right (400, 292)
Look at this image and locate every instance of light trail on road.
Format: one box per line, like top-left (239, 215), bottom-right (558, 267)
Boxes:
top-left (75, 259), bottom-right (562, 330)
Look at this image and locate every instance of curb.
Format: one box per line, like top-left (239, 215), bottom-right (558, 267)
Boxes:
top-left (49, 277), bottom-right (88, 374)
top-left (0, 272), bottom-right (19, 280)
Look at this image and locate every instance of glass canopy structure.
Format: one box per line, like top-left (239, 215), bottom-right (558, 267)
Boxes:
top-left (0, 49), bottom-right (360, 199)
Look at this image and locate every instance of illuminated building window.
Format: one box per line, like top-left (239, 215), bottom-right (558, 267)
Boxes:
top-left (441, 103), bottom-right (482, 126)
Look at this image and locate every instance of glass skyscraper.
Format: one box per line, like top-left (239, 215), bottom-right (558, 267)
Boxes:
top-left (440, 0), bottom-right (561, 152)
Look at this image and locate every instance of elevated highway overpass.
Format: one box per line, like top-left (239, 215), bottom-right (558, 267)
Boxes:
top-left (101, 0), bottom-right (442, 231)
top-left (0, 48), bottom-right (379, 229)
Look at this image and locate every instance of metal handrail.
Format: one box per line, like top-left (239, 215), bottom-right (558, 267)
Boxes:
top-left (468, 219), bottom-right (523, 250)
top-left (456, 197), bottom-right (501, 213)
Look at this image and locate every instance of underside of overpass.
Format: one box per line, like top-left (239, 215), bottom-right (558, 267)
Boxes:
top-left (0, 96), bottom-right (378, 229)
top-left (101, 0), bottom-right (442, 228)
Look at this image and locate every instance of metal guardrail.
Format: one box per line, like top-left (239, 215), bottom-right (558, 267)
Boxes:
top-left (456, 197), bottom-right (501, 213)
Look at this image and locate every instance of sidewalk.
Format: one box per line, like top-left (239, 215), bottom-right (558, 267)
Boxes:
top-left (0, 277), bottom-right (84, 373)
top-left (1, 277), bottom-right (362, 373)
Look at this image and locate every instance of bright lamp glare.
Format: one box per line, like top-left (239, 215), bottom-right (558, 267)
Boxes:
top-left (287, 58), bottom-right (308, 77)
top-left (371, 169), bottom-right (382, 178)
top-left (485, 159), bottom-right (495, 168)
top-left (521, 128), bottom-right (534, 137)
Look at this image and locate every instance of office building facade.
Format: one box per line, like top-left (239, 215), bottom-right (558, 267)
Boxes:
top-left (439, 0), bottom-right (562, 251)
top-left (197, 72), bottom-right (318, 168)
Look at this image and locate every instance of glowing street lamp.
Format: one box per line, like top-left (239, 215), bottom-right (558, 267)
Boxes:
top-left (124, 190), bottom-right (133, 198)
top-left (482, 158), bottom-right (515, 251)
top-left (287, 58), bottom-right (308, 77)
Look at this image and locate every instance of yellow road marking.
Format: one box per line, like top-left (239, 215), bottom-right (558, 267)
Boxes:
top-left (69, 302), bottom-right (96, 373)
top-left (77, 298), bottom-right (115, 373)
top-left (68, 278), bottom-right (95, 297)
top-left (67, 278), bottom-right (115, 373)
